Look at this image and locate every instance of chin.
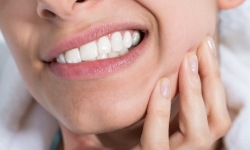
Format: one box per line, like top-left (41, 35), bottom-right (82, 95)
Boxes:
top-left (50, 79), bottom-right (155, 134)
top-left (58, 94), bottom-right (150, 134)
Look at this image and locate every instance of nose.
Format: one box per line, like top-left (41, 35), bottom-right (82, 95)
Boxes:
top-left (37, 0), bottom-right (86, 21)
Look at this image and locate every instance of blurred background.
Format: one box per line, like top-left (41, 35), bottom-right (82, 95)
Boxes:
top-left (0, 31), bottom-right (4, 43)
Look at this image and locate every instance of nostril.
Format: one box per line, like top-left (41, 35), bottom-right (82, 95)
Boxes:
top-left (76, 0), bottom-right (85, 3)
top-left (37, 0), bottom-right (86, 20)
top-left (42, 9), bottom-right (56, 18)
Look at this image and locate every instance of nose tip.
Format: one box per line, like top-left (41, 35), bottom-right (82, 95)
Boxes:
top-left (37, 0), bottom-right (86, 21)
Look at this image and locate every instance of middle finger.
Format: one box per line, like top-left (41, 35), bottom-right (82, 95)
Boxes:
top-left (170, 54), bottom-right (211, 149)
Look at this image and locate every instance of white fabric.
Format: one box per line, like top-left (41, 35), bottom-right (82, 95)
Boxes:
top-left (220, 1), bottom-right (250, 149)
top-left (0, 1), bottom-right (250, 149)
top-left (0, 31), bottom-right (5, 43)
top-left (0, 38), bottom-right (58, 150)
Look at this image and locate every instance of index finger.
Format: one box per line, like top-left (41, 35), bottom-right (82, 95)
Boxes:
top-left (140, 78), bottom-right (171, 150)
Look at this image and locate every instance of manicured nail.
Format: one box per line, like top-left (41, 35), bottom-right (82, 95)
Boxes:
top-left (207, 37), bottom-right (216, 57)
top-left (188, 55), bottom-right (198, 74)
top-left (160, 78), bottom-right (170, 98)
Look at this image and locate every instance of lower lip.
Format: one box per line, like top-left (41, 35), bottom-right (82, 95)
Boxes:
top-left (48, 35), bottom-right (148, 80)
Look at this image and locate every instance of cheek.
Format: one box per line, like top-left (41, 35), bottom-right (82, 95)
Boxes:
top-left (150, 1), bottom-right (217, 96)
top-left (0, 0), bottom-right (40, 58)
top-left (156, 1), bottom-right (217, 73)
top-left (0, 1), bottom-right (46, 99)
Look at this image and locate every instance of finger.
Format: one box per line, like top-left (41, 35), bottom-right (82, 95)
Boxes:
top-left (197, 37), bottom-right (231, 139)
top-left (140, 78), bottom-right (171, 150)
top-left (170, 54), bottom-right (211, 149)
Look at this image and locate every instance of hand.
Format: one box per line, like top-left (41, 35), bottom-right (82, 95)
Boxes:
top-left (133, 36), bottom-right (231, 150)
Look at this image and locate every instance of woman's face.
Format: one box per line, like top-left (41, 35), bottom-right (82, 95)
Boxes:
top-left (0, 0), bottom-right (217, 133)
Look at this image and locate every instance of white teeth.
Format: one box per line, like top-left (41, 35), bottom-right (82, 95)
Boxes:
top-left (132, 31), bottom-right (141, 46)
top-left (97, 53), bottom-right (108, 60)
top-left (111, 32), bottom-right (123, 52)
top-left (56, 30), bottom-right (142, 64)
top-left (108, 52), bottom-right (119, 58)
top-left (80, 41), bottom-right (98, 61)
top-left (119, 48), bottom-right (129, 56)
top-left (97, 36), bottom-right (112, 54)
top-left (65, 48), bottom-right (82, 63)
top-left (56, 53), bottom-right (66, 63)
top-left (123, 31), bottom-right (132, 49)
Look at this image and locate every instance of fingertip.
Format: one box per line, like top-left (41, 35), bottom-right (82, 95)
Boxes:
top-left (141, 77), bottom-right (172, 148)
top-left (148, 77), bottom-right (172, 113)
top-left (179, 54), bottom-right (200, 94)
top-left (188, 54), bottom-right (199, 75)
top-left (206, 37), bottom-right (217, 57)
top-left (197, 36), bottom-right (220, 78)
top-left (160, 78), bottom-right (171, 99)
top-left (200, 36), bottom-right (217, 57)
top-left (197, 36), bottom-right (216, 56)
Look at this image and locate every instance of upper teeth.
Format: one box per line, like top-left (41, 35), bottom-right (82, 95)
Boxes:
top-left (56, 30), bottom-right (141, 64)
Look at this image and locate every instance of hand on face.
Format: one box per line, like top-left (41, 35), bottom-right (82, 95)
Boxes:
top-left (133, 36), bottom-right (231, 150)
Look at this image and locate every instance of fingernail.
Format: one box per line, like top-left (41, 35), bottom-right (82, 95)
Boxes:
top-left (188, 55), bottom-right (198, 74)
top-left (207, 37), bottom-right (216, 57)
top-left (160, 78), bottom-right (170, 98)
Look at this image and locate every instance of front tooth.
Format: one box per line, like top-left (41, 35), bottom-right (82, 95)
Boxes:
top-left (132, 31), bottom-right (141, 46)
top-left (65, 48), bottom-right (81, 63)
top-left (97, 36), bottom-right (111, 54)
top-left (57, 53), bottom-right (66, 63)
top-left (123, 31), bottom-right (132, 49)
top-left (97, 54), bottom-right (108, 60)
top-left (119, 48), bottom-right (129, 56)
top-left (80, 41), bottom-right (98, 61)
top-left (111, 32), bottom-right (123, 52)
top-left (108, 52), bottom-right (119, 58)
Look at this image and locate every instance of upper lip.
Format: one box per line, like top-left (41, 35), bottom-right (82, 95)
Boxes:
top-left (41, 22), bottom-right (148, 63)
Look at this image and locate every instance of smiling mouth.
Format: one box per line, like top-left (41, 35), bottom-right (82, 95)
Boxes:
top-left (46, 24), bottom-right (148, 80)
top-left (55, 30), bottom-right (144, 64)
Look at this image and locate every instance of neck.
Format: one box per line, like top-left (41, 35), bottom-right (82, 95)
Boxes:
top-left (97, 120), bottom-right (143, 149)
top-left (60, 120), bottom-right (144, 150)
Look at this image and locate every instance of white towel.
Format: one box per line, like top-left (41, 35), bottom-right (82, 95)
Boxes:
top-left (220, 1), bottom-right (250, 149)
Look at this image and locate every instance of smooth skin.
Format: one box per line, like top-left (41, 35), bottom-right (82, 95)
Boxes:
top-left (131, 37), bottom-right (230, 150)
top-left (0, 0), bottom-right (244, 149)
top-left (58, 37), bottom-right (230, 150)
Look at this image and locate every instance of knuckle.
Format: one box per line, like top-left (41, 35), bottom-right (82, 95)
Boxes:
top-left (186, 80), bottom-right (202, 97)
top-left (150, 109), bottom-right (170, 120)
top-left (188, 132), bottom-right (212, 149)
top-left (187, 86), bottom-right (202, 101)
top-left (192, 87), bottom-right (202, 97)
top-left (197, 141), bottom-right (212, 150)
top-left (141, 142), bottom-right (169, 150)
top-left (147, 107), bottom-right (170, 120)
top-left (203, 66), bottom-right (222, 82)
top-left (189, 78), bottom-right (202, 93)
top-left (194, 138), bottom-right (212, 149)
top-left (203, 62), bottom-right (221, 79)
top-left (213, 116), bottom-right (232, 138)
top-left (212, 67), bottom-right (222, 80)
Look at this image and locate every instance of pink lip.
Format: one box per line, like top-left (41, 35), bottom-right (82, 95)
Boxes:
top-left (42, 23), bottom-right (147, 62)
top-left (44, 23), bottom-right (149, 80)
top-left (49, 39), bottom-right (147, 80)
